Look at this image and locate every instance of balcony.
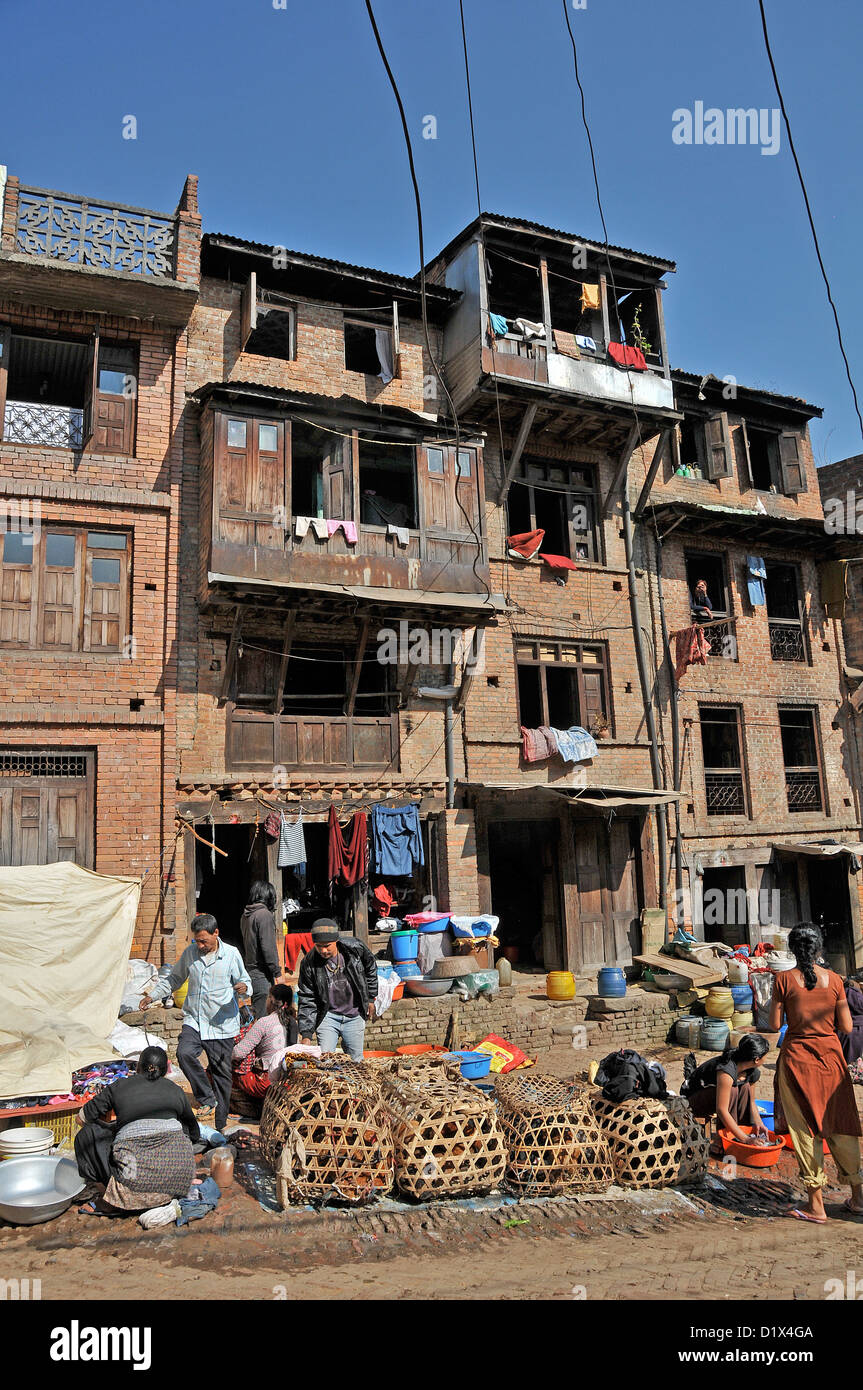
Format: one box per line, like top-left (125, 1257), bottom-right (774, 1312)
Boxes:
top-left (227, 710), bottom-right (398, 773)
top-left (703, 617), bottom-right (736, 661)
top-left (705, 771), bottom-right (746, 816)
top-left (0, 175), bottom-right (199, 325)
top-left (769, 619), bottom-right (806, 663)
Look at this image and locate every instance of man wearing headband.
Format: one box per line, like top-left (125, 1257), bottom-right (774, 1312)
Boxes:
top-left (297, 919), bottom-right (379, 1061)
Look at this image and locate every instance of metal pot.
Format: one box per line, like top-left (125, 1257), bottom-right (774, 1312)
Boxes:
top-left (0, 1155), bottom-right (84, 1226)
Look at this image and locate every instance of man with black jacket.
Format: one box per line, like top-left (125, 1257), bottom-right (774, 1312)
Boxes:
top-left (298, 919), bottom-right (378, 1060)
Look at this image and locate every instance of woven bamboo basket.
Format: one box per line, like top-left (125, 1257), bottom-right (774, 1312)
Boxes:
top-left (380, 1075), bottom-right (506, 1199)
top-left (384, 1053), bottom-right (464, 1084)
top-left (495, 1074), bottom-right (615, 1195)
top-left (591, 1093), bottom-right (708, 1189)
top-left (259, 1057), bottom-right (393, 1205)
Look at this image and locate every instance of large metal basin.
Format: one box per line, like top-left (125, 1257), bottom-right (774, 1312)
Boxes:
top-left (0, 1155), bottom-right (84, 1225)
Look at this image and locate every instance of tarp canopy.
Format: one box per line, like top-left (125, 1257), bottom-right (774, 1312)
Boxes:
top-left (0, 862), bottom-right (140, 1100)
top-left (774, 840), bottom-right (863, 859)
top-left (458, 780), bottom-right (678, 810)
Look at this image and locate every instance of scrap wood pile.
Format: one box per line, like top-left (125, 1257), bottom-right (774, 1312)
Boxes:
top-left (379, 1072), bottom-right (507, 1199)
top-left (260, 1056), bottom-right (394, 1206)
top-left (494, 1073), bottom-right (614, 1196)
top-left (590, 1093), bottom-right (708, 1189)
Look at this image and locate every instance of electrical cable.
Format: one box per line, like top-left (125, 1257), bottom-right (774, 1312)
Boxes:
top-left (756, 0), bottom-right (863, 445)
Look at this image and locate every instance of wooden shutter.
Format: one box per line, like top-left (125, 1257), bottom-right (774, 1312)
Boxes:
top-left (84, 542), bottom-right (126, 652)
top-left (40, 531), bottom-right (81, 650)
top-left (80, 334), bottom-right (99, 451)
top-left (778, 431), bottom-right (807, 493)
top-left (0, 323), bottom-right (9, 437)
top-left (240, 271), bottom-right (258, 349)
top-left (323, 435), bottom-right (352, 521)
top-left (392, 300), bottom-right (401, 379)
top-left (581, 669), bottom-right (605, 730)
top-left (251, 420), bottom-right (286, 548)
top-left (234, 644), bottom-right (279, 707)
top-left (93, 345), bottom-right (137, 456)
top-left (703, 412), bottom-right (732, 479)
top-left (0, 532), bottom-right (37, 647)
top-left (737, 420), bottom-right (753, 489)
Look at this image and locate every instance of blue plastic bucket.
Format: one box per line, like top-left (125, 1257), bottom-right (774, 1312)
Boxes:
top-left (391, 930), bottom-right (419, 962)
top-left (446, 1050), bottom-right (492, 1080)
top-left (730, 983), bottom-right (753, 1008)
top-left (597, 967), bottom-right (626, 998)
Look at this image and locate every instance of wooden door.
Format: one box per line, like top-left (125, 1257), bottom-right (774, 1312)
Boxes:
top-left (572, 820), bottom-right (605, 968)
top-left (605, 821), bottom-right (639, 965)
top-left (0, 751), bottom-right (93, 867)
top-left (572, 817), bottom-right (641, 968)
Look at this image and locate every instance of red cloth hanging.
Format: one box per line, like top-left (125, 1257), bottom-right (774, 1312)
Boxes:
top-left (372, 883), bottom-right (396, 916)
top-left (608, 342), bottom-right (647, 371)
top-left (506, 528), bottom-right (545, 560)
top-left (328, 805), bottom-right (369, 887)
top-left (541, 553), bottom-right (578, 572)
top-left (284, 931), bottom-right (314, 974)
top-left (674, 624), bottom-right (711, 682)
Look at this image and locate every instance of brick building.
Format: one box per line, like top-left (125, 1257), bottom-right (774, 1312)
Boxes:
top-left (817, 454), bottom-right (863, 832)
top-left (636, 377), bottom-right (863, 970)
top-left (0, 166), bottom-right (200, 958)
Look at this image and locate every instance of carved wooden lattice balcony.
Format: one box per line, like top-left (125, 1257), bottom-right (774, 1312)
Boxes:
top-left (16, 188), bottom-right (175, 277)
top-left (704, 770), bottom-right (746, 816)
top-left (785, 770), bottom-right (822, 812)
top-left (4, 401), bottom-right (83, 449)
top-left (769, 620), bottom-right (806, 663)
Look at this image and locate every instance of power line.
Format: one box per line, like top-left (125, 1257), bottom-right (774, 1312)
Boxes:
top-left (756, 0), bottom-right (863, 445)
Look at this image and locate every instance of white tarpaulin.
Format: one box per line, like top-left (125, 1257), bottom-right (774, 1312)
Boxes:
top-left (0, 862), bottom-right (140, 1100)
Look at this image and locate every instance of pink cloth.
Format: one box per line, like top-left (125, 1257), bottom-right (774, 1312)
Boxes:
top-left (231, 1013), bottom-right (288, 1072)
top-left (326, 519), bottom-right (358, 544)
top-left (521, 726), bottom-right (558, 763)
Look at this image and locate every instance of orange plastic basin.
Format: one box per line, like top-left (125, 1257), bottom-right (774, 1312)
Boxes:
top-left (395, 1044), bottom-right (445, 1056)
top-left (719, 1126), bottom-right (784, 1167)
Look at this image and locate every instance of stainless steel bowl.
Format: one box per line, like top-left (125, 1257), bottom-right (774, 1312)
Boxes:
top-left (0, 1155), bottom-right (84, 1225)
top-left (404, 975), bottom-right (454, 997)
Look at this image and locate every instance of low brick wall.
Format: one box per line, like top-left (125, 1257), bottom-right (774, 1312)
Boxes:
top-left (584, 989), bottom-right (687, 1052)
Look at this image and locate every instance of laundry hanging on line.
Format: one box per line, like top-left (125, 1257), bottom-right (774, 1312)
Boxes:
top-left (580, 282), bottom-right (601, 312)
top-left (488, 312), bottom-right (509, 337)
top-left (746, 555), bottom-right (767, 607)
top-left (387, 522), bottom-right (410, 548)
top-left (370, 802), bottom-right (424, 877)
top-left (608, 342), bottom-right (648, 371)
top-left (294, 515), bottom-right (329, 540)
top-left (277, 810), bottom-right (307, 870)
top-left (506, 529), bottom-right (545, 561)
top-left (326, 519), bottom-right (358, 544)
top-left (674, 623), bottom-right (711, 682)
top-left (327, 805), bottom-right (369, 888)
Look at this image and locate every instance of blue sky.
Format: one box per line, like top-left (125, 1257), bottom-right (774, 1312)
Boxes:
top-left (2, 0), bottom-right (861, 463)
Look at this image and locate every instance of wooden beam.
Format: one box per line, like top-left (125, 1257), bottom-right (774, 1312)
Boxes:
top-left (272, 611), bottom-right (296, 713)
top-left (602, 421), bottom-right (640, 518)
top-left (220, 606), bottom-right (243, 702)
top-left (345, 617), bottom-right (370, 718)
top-left (634, 427), bottom-right (672, 518)
top-left (539, 257), bottom-right (553, 357)
top-left (497, 403), bottom-right (537, 503)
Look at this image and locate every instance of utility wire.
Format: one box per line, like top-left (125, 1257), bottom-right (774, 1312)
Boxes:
top-left (756, 0), bottom-right (863, 445)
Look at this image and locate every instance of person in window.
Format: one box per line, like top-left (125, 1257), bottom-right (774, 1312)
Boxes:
top-left (231, 983), bottom-right (299, 1104)
top-left (682, 1034), bottom-right (771, 1150)
top-left (689, 578), bottom-right (714, 621)
top-left (75, 1047), bottom-right (199, 1214)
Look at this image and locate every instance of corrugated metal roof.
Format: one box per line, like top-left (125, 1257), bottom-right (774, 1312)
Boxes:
top-left (428, 213), bottom-right (676, 273)
top-left (188, 380), bottom-right (463, 432)
top-left (672, 368), bottom-right (822, 417)
top-left (202, 233), bottom-right (459, 301)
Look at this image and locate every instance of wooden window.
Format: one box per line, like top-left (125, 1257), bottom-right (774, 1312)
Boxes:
top-left (515, 638), bottom-right (611, 734)
top-left (0, 332), bottom-right (136, 455)
top-left (0, 748), bottom-right (94, 868)
top-left (778, 431), bottom-right (807, 494)
top-left (674, 413), bottom-right (731, 480)
top-left (359, 439), bottom-right (417, 528)
top-left (779, 707), bottom-right (824, 812)
top-left (214, 412), bottom-right (287, 549)
top-left (92, 342), bottom-right (137, 455)
top-left (739, 422), bottom-right (805, 495)
top-left (421, 443), bottom-right (479, 538)
top-left (765, 562), bottom-right (807, 663)
top-left (699, 705), bottom-right (748, 817)
top-left (344, 302), bottom-right (400, 380)
top-left (0, 528), bottom-right (129, 652)
top-left (240, 272), bottom-right (297, 361)
top-left (703, 412), bottom-right (733, 479)
top-left (507, 458), bottom-right (600, 562)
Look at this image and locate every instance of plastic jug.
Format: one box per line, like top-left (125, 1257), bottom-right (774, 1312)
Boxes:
top-left (209, 1146), bottom-right (235, 1191)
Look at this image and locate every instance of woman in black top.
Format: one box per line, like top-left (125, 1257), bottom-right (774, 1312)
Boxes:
top-left (75, 1046), bottom-right (200, 1188)
top-left (682, 1034), bottom-right (771, 1146)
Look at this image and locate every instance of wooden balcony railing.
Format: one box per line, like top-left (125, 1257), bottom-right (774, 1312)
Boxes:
top-left (704, 770), bottom-right (746, 816)
top-left (227, 710), bottom-right (398, 773)
top-left (15, 187), bottom-right (176, 278)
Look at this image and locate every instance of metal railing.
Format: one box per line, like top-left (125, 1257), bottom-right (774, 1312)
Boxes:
top-left (704, 770), bottom-right (746, 816)
top-left (702, 617), bottom-right (736, 660)
top-left (4, 400), bottom-right (83, 449)
top-left (16, 187), bottom-right (175, 278)
top-left (769, 619), bottom-right (806, 663)
top-left (785, 770), bottom-right (822, 812)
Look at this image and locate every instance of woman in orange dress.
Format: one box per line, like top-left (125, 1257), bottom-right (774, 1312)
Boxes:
top-left (769, 923), bottom-right (863, 1223)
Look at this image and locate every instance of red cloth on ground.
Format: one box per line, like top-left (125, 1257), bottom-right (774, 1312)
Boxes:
top-left (234, 1070), bottom-right (271, 1100)
top-left (541, 553), bottom-right (578, 572)
top-left (506, 529), bottom-right (545, 560)
top-left (521, 726), bottom-right (558, 763)
top-left (327, 805), bottom-right (369, 887)
top-left (674, 623), bottom-right (710, 681)
top-left (284, 931), bottom-right (314, 974)
top-left (608, 342), bottom-right (647, 371)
